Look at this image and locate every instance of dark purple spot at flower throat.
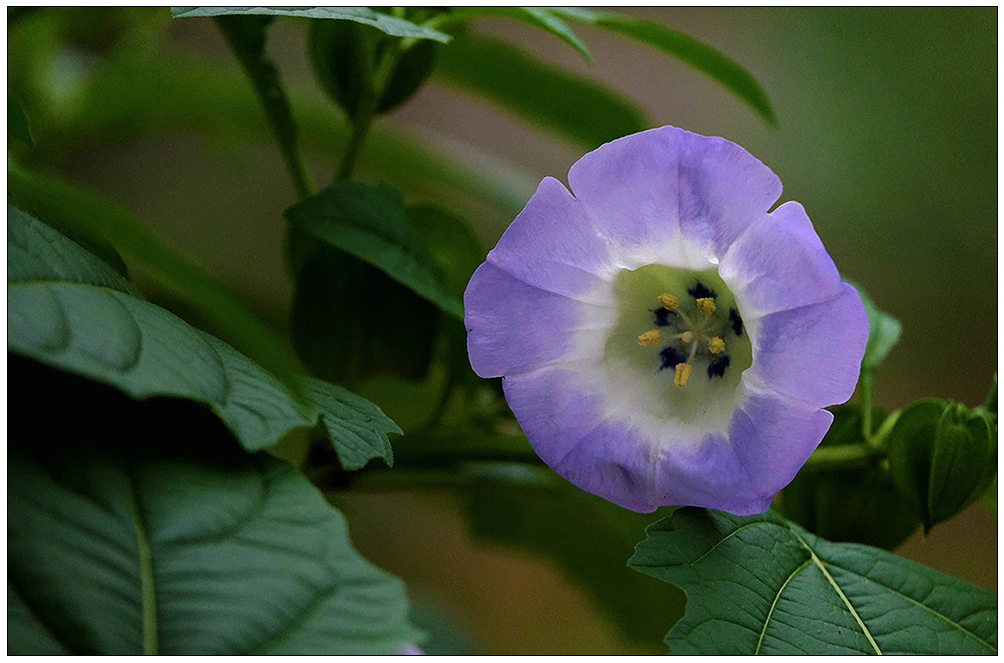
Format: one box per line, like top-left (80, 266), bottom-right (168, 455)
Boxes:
top-left (687, 281), bottom-right (716, 300)
top-left (729, 308), bottom-right (743, 337)
top-left (708, 355), bottom-right (731, 378)
top-left (659, 346), bottom-right (686, 370)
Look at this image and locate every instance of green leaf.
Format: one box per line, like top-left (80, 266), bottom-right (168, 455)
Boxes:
top-left (553, 7), bottom-right (776, 124)
top-left (407, 204), bottom-right (484, 299)
top-left (441, 7), bottom-right (592, 62)
top-left (8, 92), bottom-right (34, 147)
top-left (8, 203), bottom-right (140, 297)
top-left (171, 6), bottom-right (451, 43)
top-left (630, 508), bottom-right (997, 655)
top-left (780, 405), bottom-right (920, 550)
top-left (285, 182), bottom-right (464, 319)
top-left (213, 13), bottom-right (312, 198)
top-left (854, 282), bottom-right (903, 372)
top-left (306, 377), bottom-right (400, 471)
top-left (8, 387), bottom-right (418, 654)
top-left (8, 204), bottom-right (398, 468)
top-left (7, 163), bottom-right (307, 399)
top-left (435, 33), bottom-right (648, 149)
top-left (290, 242), bottom-right (440, 387)
top-left (309, 18), bottom-right (438, 121)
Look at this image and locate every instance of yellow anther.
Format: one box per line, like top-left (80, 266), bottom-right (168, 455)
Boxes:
top-left (709, 337), bottom-right (726, 354)
top-left (637, 330), bottom-right (662, 347)
top-left (696, 297), bottom-right (717, 316)
top-left (674, 362), bottom-right (693, 387)
top-left (658, 293), bottom-right (679, 310)
top-left (681, 331), bottom-right (694, 344)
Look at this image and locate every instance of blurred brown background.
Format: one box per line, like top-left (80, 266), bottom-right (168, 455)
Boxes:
top-left (21, 6), bottom-right (996, 654)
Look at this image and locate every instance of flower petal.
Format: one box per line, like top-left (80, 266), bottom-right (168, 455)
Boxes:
top-left (566, 126), bottom-right (782, 264)
top-left (502, 366), bottom-right (658, 512)
top-left (465, 263), bottom-right (613, 378)
top-left (503, 364), bottom-right (833, 515)
top-left (723, 379), bottom-right (836, 512)
top-left (719, 201), bottom-right (846, 317)
top-left (747, 282), bottom-right (868, 407)
top-left (485, 177), bottom-right (614, 300)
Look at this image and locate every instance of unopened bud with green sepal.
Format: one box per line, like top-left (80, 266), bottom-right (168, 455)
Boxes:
top-left (888, 398), bottom-right (997, 532)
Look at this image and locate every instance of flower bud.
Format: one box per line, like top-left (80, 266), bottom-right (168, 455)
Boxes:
top-left (888, 398), bottom-right (997, 531)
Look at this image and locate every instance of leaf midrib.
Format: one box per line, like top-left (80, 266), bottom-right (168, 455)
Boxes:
top-left (125, 470), bottom-right (158, 655)
top-left (823, 558), bottom-right (998, 653)
top-left (788, 526), bottom-right (882, 655)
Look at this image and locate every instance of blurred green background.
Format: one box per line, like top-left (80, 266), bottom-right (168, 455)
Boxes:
top-left (9, 6), bottom-right (996, 654)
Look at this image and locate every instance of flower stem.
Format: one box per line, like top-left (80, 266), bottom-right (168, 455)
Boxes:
top-left (803, 443), bottom-right (878, 471)
top-left (334, 37), bottom-right (403, 182)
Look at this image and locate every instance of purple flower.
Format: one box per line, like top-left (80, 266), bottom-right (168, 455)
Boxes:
top-left (396, 645), bottom-right (424, 655)
top-left (464, 126), bottom-right (869, 515)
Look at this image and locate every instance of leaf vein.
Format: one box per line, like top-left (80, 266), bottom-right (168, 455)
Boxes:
top-left (755, 558), bottom-right (812, 654)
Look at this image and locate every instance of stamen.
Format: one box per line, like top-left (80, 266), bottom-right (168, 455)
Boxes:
top-left (709, 337), bottom-right (725, 354)
top-left (681, 331), bottom-right (694, 344)
top-left (674, 362), bottom-right (693, 387)
top-left (637, 330), bottom-right (662, 347)
top-left (658, 293), bottom-right (680, 310)
top-left (696, 298), bottom-right (716, 316)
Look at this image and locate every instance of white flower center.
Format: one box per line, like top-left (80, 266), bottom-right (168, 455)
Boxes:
top-left (603, 264), bottom-right (753, 426)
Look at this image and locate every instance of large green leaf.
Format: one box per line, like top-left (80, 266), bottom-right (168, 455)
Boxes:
top-left (435, 33), bottom-right (648, 149)
top-left (7, 164), bottom-right (307, 399)
top-left (7, 381), bottom-right (419, 654)
top-left (553, 7), bottom-right (776, 124)
top-left (285, 182), bottom-right (464, 319)
top-left (630, 508), bottom-right (997, 655)
top-left (171, 6), bottom-right (451, 43)
top-left (8, 204), bottom-right (399, 468)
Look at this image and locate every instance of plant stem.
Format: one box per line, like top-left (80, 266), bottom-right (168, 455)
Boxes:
top-left (803, 443), bottom-right (877, 472)
top-left (215, 16), bottom-right (314, 200)
top-left (334, 38), bottom-right (403, 182)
